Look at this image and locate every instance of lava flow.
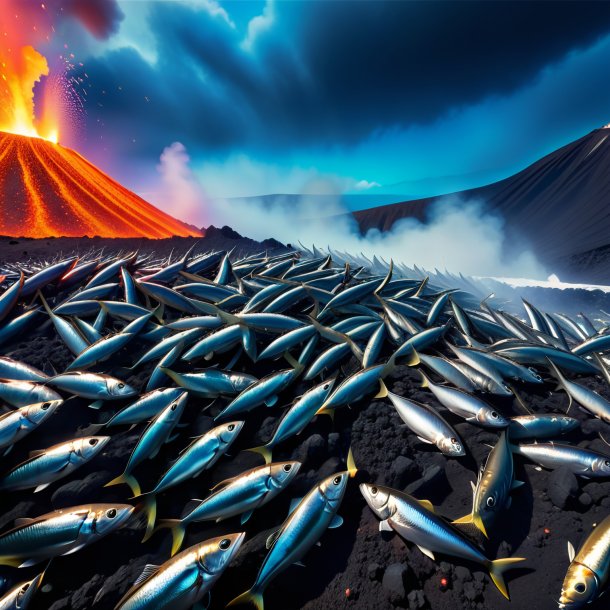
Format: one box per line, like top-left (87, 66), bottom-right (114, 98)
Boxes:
top-left (0, 131), bottom-right (201, 238)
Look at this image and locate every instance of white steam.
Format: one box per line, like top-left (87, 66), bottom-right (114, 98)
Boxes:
top-left (152, 142), bottom-right (546, 279)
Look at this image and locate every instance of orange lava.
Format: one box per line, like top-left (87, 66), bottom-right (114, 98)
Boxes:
top-left (0, 131), bottom-right (202, 238)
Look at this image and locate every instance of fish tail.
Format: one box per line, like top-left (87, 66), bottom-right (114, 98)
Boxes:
top-left (104, 473), bottom-right (141, 497)
top-left (316, 406), bottom-right (335, 421)
top-left (0, 556), bottom-right (23, 568)
top-left (141, 495), bottom-right (157, 542)
top-left (247, 445), bottom-right (272, 464)
top-left (227, 588), bottom-right (264, 610)
top-left (156, 519), bottom-right (186, 556)
top-left (346, 446), bottom-right (358, 478)
top-left (488, 557), bottom-right (526, 600)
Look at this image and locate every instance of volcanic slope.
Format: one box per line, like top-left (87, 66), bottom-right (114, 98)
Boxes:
top-left (354, 126), bottom-right (610, 276)
top-left (0, 131), bottom-right (201, 238)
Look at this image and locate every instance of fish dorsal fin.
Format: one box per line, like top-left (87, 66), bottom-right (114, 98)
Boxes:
top-left (416, 545), bottom-right (435, 561)
top-left (329, 515), bottom-right (343, 529)
top-left (14, 517), bottom-right (36, 528)
top-left (264, 395), bottom-right (278, 407)
top-left (417, 499), bottom-right (435, 513)
top-left (133, 564), bottom-right (161, 588)
top-left (266, 529), bottom-right (282, 549)
top-left (567, 541), bottom-right (576, 562)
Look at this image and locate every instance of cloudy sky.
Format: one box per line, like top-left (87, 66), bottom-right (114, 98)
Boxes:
top-left (33, 1), bottom-right (610, 202)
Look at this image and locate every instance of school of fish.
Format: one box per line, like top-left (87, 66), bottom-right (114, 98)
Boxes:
top-left (0, 242), bottom-right (607, 609)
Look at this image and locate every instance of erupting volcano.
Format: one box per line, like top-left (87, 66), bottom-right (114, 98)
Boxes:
top-left (0, 132), bottom-right (201, 238)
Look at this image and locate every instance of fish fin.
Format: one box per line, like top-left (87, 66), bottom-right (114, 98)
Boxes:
top-left (293, 561), bottom-right (306, 567)
top-left (374, 379), bottom-right (388, 399)
top-left (266, 529), bottom-right (281, 549)
top-left (104, 473), bottom-right (141, 497)
top-left (264, 395), bottom-right (278, 407)
top-left (141, 495), bottom-right (157, 542)
top-left (240, 510), bottom-right (253, 525)
top-left (347, 446), bottom-right (358, 478)
top-left (473, 513), bottom-right (488, 538)
top-left (155, 519), bottom-right (186, 557)
top-left (63, 544), bottom-right (87, 556)
top-left (488, 557), bottom-right (526, 600)
top-left (165, 432), bottom-right (180, 443)
top-left (329, 515), bottom-right (343, 529)
top-left (417, 499), bottom-right (435, 513)
top-left (567, 541), bottom-right (576, 562)
top-left (34, 483), bottom-right (51, 493)
top-left (133, 564), bottom-right (161, 588)
top-left (379, 519), bottom-right (393, 532)
top-left (316, 406), bottom-right (335, 421)
top-left (452, 514), bottom-right (473, 526)
top-left (246, 445), bottom-right (272, 464)
top-left (0, 556), bottom-right (24, 568)
top-left (14, 517), bottom-right (36, 527)
top-left (227, 589), bottom-right (264, 610)
top-left (88, 400), bottom-right (104, 410)
top-left (416, 436), bottom-right (434, 445)
top-left (416, 545), bottom-right (435, 561)
top-left (420, 371), bottom-right (429, 388)
top-left (511, 480), bottom-right (525, 490)
top-left (3, 444), bottom-right (13, 456)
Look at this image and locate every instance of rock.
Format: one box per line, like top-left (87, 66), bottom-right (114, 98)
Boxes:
top-left (454, 566), bottom-right (472, 582)
top-left (382, 563), bottom-right (407, 605)
top-left (389, 455), bottom-right (416, 488)
top-left (327, 432), bottom-right (341, 456)
top-left (51, 471), bottom-right (110, 505)
top-left (368, 562), bottom-right (382, 581)
top-left (405, 464), bottom-right (443, 495)
top-left (547, 466), bottom-right (579, 509)
top-left (464, 581), bottom-right (479, 601)
top-left (579, 492), bottom-right (593, 507)
top-left (407, 589), bottom-right (426, 609)
top-left (293, 434), bottom-right (326, 465)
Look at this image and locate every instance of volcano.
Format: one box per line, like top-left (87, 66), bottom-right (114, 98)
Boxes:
top-left (0, 131), bottom-right (201, 238)
top-left (354, 125), bottom-right (610, 279)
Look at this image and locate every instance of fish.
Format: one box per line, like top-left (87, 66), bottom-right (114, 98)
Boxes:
top-left (0, 399), bottom-right (63, 455)
top-left (105, 393), bottom-right (188, 496)
top-left (47, 371), bottom-right (137, 401)
top-left (161, 368), bottom-right (257, 398)
top-left (102, 388), bottom-right (187, 427)
top-left (0, 380), bottom-right (62, 408)
top-left (0, 436), bottom-right (109, 492)
top-left (0, 357), bottom-right (48, 382)
top-left (114, 533), bottom-right (245, 610)
top-left (158, 461), bottom-right (300, 555)
top-left (419, 370), bottom-right (508, 427)
top-left (508, 414), bottom-right (579, 440)
top-left (513, 442), bottom-right (610, 477)
top-left (386, 384), bottom-right (465, 456)
top-left (228, 470), bottom-right (350, 610)
top-left (559, 514), bottom-right (610, 609)
top-left (453, 432), bottom-right (522, 537)
top-left (0, 570), bottom-right (45, 610)
top-left (360, 483), bottom-right (525, 599)
top-left (138, 420), bottom-right (244, 539)
top-left (0, 504), bottom-right (134, 567)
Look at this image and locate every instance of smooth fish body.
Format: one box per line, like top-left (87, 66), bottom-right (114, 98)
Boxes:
top-left (417, 353), bottom-right (477, 392)
top-left (249, 378), bottom-right (336, 463)
top-left (454, 432), bottom-right (518, 537)
top-left (0, 399), bottom-right (62, 453)
top-left (0, 504), bottom-right (133, 567)
top-left (387, 389), bottom-right (464, 456)
top-left (559, 514), bottom-right (610, 609)
top-left (572, 333), bottom-right (610, 357)
top-left (0, 309), bottom-right (43, 347)
top-left (420, 371), bottom-right (508, 428)
top-left (104, 388), bottom-right (186, 427)
top-left (132, 328), bottom-right (205, 368)
top-left (0, 273), bottom-right (23, 323)
top-left (514, 442), bottom-right (610, 477)
top-left (508, 414), bottom-right (579, 440)
top-left (228, 471), bottom-right (349, 610)
top-left (115, 533), bottom-right (245, 610)
top-left (160, 462), bottom-right (300, 556)
top-left (21, 258), bottom-right (77, 297)
top-left (360, 484), bottom-right (524, 599)
top-left (494, 346), bottom-right (598, 375)
top-left (0, 357), bottom-right (47, 382)
top-left (181, 325), bottom-right (243, 361)
top-left (162, 368), bottom-right (256, 398)
top-left (47, 372), bottom-right (137, 400)
top-left (0, 436), bottom-right (109, 492)
top-left (215, 369), bottom-right (297, 420)
top-left (0, 381), bottom-right (61, 408)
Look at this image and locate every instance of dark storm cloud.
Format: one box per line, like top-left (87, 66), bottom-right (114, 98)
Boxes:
top-left (76, 0), bottom-right (610, 158)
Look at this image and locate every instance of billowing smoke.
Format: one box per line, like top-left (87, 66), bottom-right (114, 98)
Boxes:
top-left (153, 142), bottom-right (546, 279)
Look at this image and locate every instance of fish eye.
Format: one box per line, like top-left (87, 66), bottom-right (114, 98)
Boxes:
top-left (370, 486), bottom-right (378, 495)
top-left (106, 509), bottom-right (117, 519)
top-left (41, 402), bottom-right (51, 410)
top-left (450, 437), bottom-right (457, 443)
top-left (333, 476), bottom-right (342, 486)
top-left (486, 496), bottom-right (495, 507)
top-left (491, 411), bottom-right (499, 419)
top-left (228, 424), bottom-right (235, 431)
top-left (171, 402), bottom-right (178, 411)
top-left (324, 384), bottom-right (330, 390)
top-left (89, 438), bottom-right (98, 446)
top-left (574, 583), bottom-right (586, 593)
top-left (21, 583), bottom-right (30, 591)
top-left (219, 538), bottom-right (231, 550)
top-left (118, 383), bottom-right (125, 389)
top-left (283, 464), bottom-right (292, 472)
top-left (605, 460), bottom-right (610, 467)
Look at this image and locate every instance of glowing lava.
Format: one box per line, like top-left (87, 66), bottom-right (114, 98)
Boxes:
top-left (0, 131), bottom-right (202, 238)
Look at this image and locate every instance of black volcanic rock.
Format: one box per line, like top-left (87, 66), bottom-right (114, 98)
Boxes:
top-left (354, 126), bottom-right (610, 281)
top-left (203, 224), bottom-right (243, 239)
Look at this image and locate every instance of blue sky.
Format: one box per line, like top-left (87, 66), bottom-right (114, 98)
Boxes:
top-left (38, 1), bottom-right (610, 203)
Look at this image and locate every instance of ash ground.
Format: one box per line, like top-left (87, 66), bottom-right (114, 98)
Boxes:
top-left (0, 236), bottom-right (608, 610)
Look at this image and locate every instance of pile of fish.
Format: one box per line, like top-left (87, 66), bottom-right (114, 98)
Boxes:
top-left (0, 243), bottom-right (607, 610)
